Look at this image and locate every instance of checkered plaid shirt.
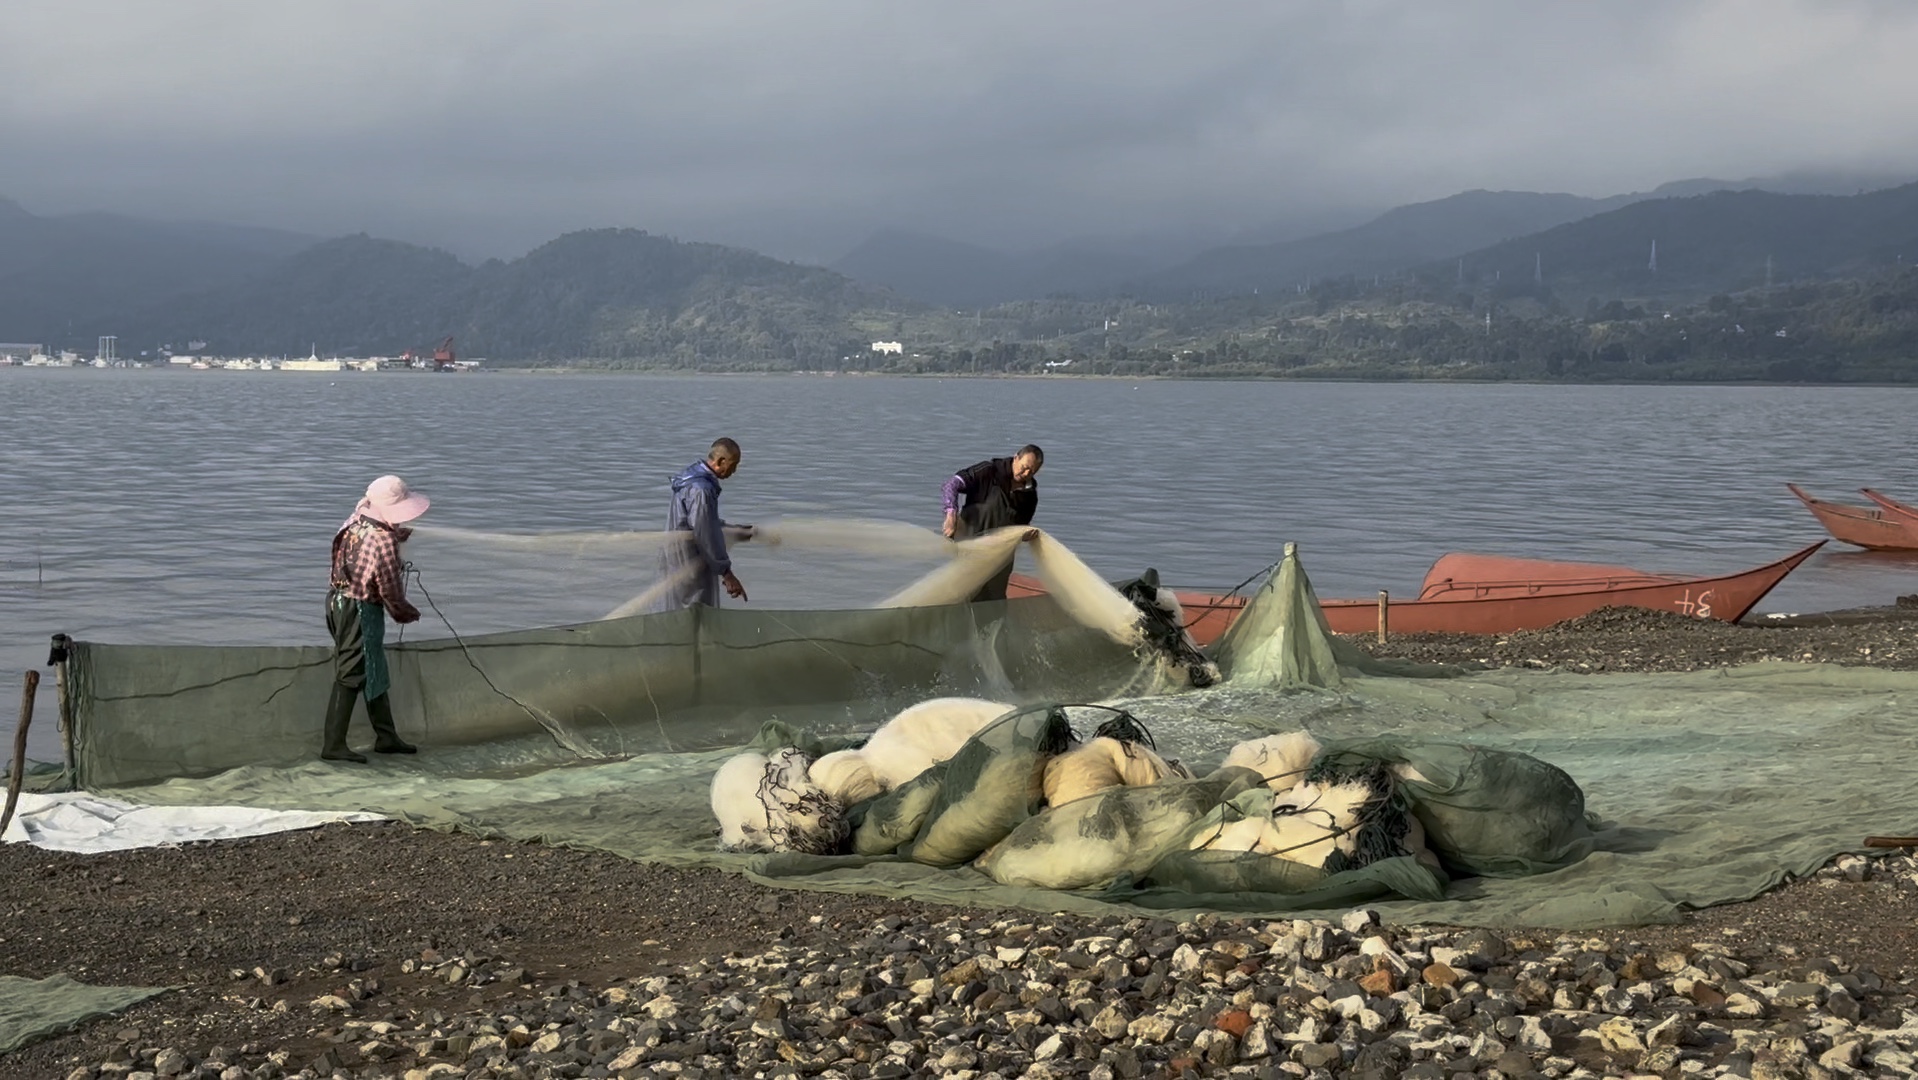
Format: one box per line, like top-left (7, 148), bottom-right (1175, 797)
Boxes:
top-left (330, 515), bottom-right (409, 609)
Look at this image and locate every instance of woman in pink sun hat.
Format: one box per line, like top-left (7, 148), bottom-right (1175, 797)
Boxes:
top-left (321, 475), bottom-right (430, 762)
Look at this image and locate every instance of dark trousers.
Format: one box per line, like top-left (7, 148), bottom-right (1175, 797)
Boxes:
top-left (953, 516), bottom-right (1017, 603)
top-left (325, 590), bottom-right (389, 701)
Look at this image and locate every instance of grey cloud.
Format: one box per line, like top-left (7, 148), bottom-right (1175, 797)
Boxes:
top-left (4, 0), bottom-right (1916, 263)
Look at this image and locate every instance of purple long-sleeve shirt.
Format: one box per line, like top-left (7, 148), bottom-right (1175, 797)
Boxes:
top-left (941, 472), bottom-right (969, 516)
top-left (942, 457), bottom-right (1037, 528)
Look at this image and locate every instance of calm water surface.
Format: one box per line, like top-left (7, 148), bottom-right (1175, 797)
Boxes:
top-left (6, 369), bottom-right (1917, 759)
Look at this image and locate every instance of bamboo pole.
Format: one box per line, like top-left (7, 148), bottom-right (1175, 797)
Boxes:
top-left (1, 670), bottom-right (37, 837)
top-left (1376, 590), bottom-right (1389, 644)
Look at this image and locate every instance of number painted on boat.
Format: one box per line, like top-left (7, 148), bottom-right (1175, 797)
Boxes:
top-left (1674, 590), bottom-right (1714, 619)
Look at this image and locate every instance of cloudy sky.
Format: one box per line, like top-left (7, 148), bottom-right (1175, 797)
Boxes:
top-left (5, 0), bottom-right (1917, 263)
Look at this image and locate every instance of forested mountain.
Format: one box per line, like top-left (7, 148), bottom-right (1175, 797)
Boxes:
top-left (119, 228), bottom-right (918, 364)
top-left (851, 267), bottom-right (1918, 383)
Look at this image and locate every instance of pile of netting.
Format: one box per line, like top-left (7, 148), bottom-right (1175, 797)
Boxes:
top-left (710, 696), bottom-right (1594, 912)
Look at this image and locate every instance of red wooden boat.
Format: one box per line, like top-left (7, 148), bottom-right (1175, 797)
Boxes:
top-left (1788, 483), bottom-right (1918, 551)
top-left (1861, 488), bottom-right (1918, 523)
top-left (1009, 541), bottom-right (1824, 643)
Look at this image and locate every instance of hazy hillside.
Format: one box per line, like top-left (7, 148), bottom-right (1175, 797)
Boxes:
top-left (831, 229), bottom-right (1032, 308)
top-left (1135, 189), bottom-right (1644, 299)
top-left (1433, 183), bottom-right (1918, 303)
top-left (0, 197), bottom-right (319, 344)
top-left (1647, 169), bottom-right (1918, 200)
top-left (120, 228), bottom-right (918, 364)
top-left (829, 224), bottom-right (1302, 308)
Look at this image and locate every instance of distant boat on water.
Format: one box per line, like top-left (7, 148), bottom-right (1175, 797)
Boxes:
top-left (1788, 484), bottom-right (1918, 551)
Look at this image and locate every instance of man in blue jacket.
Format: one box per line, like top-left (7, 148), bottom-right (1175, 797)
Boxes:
top-left (648, 438), bottom-right (751, 612)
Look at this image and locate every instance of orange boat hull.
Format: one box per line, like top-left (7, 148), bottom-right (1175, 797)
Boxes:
top-left (1860, 488), bottom-right (1918, 524)
top-left (1789, 483), bottom-right (1918, 551)
top-left (1008, 541), bottom-right (1823, 642)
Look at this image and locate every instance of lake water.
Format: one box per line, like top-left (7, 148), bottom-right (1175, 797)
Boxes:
top-left (6, 369), bottom-right (1917, 760)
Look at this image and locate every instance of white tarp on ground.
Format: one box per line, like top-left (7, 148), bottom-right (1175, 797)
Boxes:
top-left (1, 791), bottom-right (385, 853)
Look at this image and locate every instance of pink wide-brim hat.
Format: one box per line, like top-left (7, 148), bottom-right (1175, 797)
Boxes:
top-left (356, 474), bottom-right (431, 525)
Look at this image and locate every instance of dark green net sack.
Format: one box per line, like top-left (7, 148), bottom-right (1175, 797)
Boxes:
top-left (906, 705), bottom-right (1074, 867)
top-left (1316, 738), bottom-right (1596, 878)
top-left (975, 766), bottom-right (1265, 890)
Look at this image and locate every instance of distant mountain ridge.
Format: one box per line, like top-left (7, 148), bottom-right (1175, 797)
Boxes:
top-left (17, 168), bottom-right (1918, 368)
top-left (1427, 182), bottom-right (1918, 302)
top-left (830, 228), bottom-right (1222, 309)
top-left (1133, 189), bottom-right (1644, 299)
top-left (0, 197), bottom-right (320, 343)
top-left (1137, 170), bottom-right (1918, 302)
top-left (118, 228), bottom-right (917, 364)
top-left (829, 170), bottom-right (1918, 308)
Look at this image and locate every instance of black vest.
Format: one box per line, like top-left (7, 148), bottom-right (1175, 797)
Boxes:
top-left (957, 457), bottom-right (1038, 533)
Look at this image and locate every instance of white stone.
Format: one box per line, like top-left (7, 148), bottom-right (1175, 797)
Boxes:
top-left (1170, 943), bottom-right (1203, 976)
top-left (1596, 1016), bottom-right (1644, 1054)
top-left (1128, 1012), bottom-right (1177, 1043)
top-left (1514, 1015), bottom-right (1553, 1054)
top-left (1645, 1015), bottom-right (1687, 1047)
top-left (1724, 993), bottom-right (1767, 1019)
top-left (1241, 1021), bottom-right (1274, 1059)
top-left (1092, 1003), bottom-right (1132, 1040)
top-left (1820, 1040), bottom-right (1865, 1070)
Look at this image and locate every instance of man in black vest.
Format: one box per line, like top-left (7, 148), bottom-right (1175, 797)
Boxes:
top-left (940, 444), bottom-right (1044, 602)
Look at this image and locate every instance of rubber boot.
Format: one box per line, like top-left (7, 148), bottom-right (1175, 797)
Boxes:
top-left (320, 684), bottom-right (368, 763)
top-left (366, 694), bottom-right (417, 754)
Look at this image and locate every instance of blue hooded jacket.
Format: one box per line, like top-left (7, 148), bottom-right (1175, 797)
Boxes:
top-left (647, 459), bottom-right (732, 611)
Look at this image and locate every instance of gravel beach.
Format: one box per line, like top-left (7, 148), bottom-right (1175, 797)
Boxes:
top-left (7, 608), bottom-right (1918, 1080)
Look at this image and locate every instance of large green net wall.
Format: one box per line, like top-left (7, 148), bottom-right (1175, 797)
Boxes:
top-left (66, 596), bottom-right (1142, 788)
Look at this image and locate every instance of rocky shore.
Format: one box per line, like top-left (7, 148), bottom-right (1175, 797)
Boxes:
top-left (7, 608), bottom-right (1918, 1080)
top-left (1348, 604), bottom-right (1918, 674)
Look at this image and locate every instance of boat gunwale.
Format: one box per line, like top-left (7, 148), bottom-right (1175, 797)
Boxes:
top-left (1010, 540), bottom-right (1824, 637)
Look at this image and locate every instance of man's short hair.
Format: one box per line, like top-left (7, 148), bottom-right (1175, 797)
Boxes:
top-left (1016, 444), bottom-right (1044, 465)
top-left (709, 437), bottom-right (741, 461)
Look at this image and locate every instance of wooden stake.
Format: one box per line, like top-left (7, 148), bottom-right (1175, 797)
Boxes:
top-left (1865, 836), bottom-right (1918, 848)
top-left (1, 670), bottom-right (37, 837)
top-left (1376, 590), bottom-right (1390, 644)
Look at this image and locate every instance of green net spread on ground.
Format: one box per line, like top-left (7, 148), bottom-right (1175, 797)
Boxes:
top-left (0, 975), bottom-right (170, 1054)
top-left (58, 548), bottom-right (1918, 930)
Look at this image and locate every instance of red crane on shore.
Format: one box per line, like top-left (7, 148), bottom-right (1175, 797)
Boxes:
top-left (401, 337), bottom-right (458, 370)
